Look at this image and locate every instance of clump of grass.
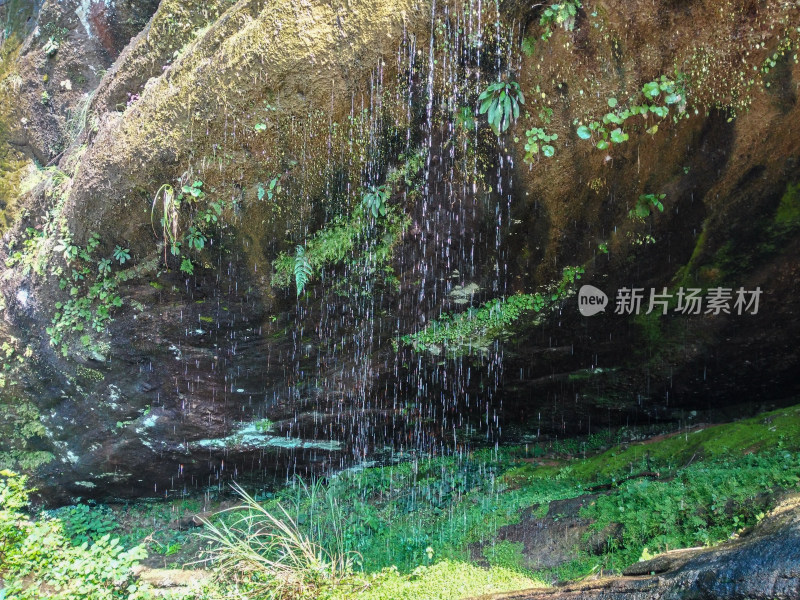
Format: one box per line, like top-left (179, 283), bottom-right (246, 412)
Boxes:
top-left (197, 482), bottom-right (358, 599)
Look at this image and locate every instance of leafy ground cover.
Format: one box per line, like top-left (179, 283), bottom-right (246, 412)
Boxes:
top-left (2, 404), bottom-right (799, 599)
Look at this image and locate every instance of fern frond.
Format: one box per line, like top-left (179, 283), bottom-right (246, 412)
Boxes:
top-left (294, 245), bottom-right (313, 296)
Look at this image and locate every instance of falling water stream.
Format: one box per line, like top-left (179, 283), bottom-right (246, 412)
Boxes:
top-left (128, 0), bottom-right (680, 500)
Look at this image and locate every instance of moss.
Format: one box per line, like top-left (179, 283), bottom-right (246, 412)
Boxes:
top-left (0, 33), bottom-right (34, 234)
top-left (403, 267), bottom-right (584, 357)
top-left (681, 181), bottom-right (800, 287)
top-left (482, 540), bottom-right (528, 571)
top-left (774, 182), bottom-right (800, 228)
top-left (76, 364), bottom-right (104, 382)
top-left (632, 311), bottom-right (662, 349)
top-left (672, 226), bottom-right (709, 287)
top-left (504, 404), bottom-right (800, 484)
top-left (327, 560), bottom-right (545, 600)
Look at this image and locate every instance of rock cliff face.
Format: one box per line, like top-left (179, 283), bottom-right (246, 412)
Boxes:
top-left (0, 0), bottom-right (798, 501)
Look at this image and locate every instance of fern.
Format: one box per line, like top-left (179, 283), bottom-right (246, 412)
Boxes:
top-left (294, 246), bottom-right (313, 296)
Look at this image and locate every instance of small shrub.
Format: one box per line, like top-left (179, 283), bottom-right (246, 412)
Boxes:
top-left (524, 127), bottom-right (558, 162)
top-left (478, 81), bottom-right (525, 134)
top-left (48, 503), bottom-right (116, 547)
top-left (576, 74), bottom-right (688, 150)
top-left (629, 193), bottom-right (665, 220)
top-left (362, 185), bottom-right (389, 218)
top-left (0, 471), bottom-right (147, 599)
top-left (540, 2), bottom-right (581, 40)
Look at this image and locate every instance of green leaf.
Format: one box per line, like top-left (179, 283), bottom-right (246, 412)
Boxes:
top-left (610, 128), bottom-right (628, 144)
top-left (502, 95), bottom-right (513, 130)
top-left (642, 81), bottom-right (661, 98)
top-left (608, 97), bottom-right (618, 108)
top-left (521, 37), bottom-right (536, 56)
top-left (651, 106), bottom-right (669, 118)
top-left (542, 145), bottom-right (555, 157)
top-left (577, 125), bottom-right (592, 139)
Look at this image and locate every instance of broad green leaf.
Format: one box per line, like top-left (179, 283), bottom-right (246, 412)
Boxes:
top-left (610, 128), bottom-right (628, 144)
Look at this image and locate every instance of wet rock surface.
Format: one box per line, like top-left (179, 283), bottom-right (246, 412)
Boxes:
top-left (0, 0), bottom-right (798, 502)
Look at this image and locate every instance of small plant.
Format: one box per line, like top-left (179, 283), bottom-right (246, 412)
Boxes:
top-left (629, 193), bottom-right (666, 220)
top-left (112, 245), bottom-right (130, 264)
top-left (403, 266), bottom-right (584, 355)
top-left (524, 127), bottom-right (558, 162)
top-left (273, 150), bottom-right (421, 295)
top-left (48, 503), bottom-right (116, 546)
top-left (151, 184), bottom-right (179, 254)
top-left (45, 235), bottom-right (129, 354)
top-left (293, 245), bottom-right (313, 296)
top-left (185, 226), bottom-right (207, 251)
top-left (540, 1), bottom-right (581, 40)
top-left (54, 235), bottom-right (79, 264)
top-left (97, 258), bottom-right (111, 276)
top-left (0, 471), bottom-right (147, 599)
top-left (454, 106), bottom-right (476, 132)
top-left (200, 200), bottom-right (224, 225)
top-left (180, 257), bottom-right (194, 275)
top-left (255, 418), bottom-right (274, 433)
top-left (257, 177), bottom-right (281, 202)
top-left (478, 80), bottom-right (525, 135)
top-left (521, 36), bottom-right (536, 56)
top-left (42, 37), bottom-right (59, 56)
top-left (362, 185), bottom-right (389, 218)
top-left (576, 74), bottom-right (687, 150)
top-left (180, 180), bottom-right (205, 202)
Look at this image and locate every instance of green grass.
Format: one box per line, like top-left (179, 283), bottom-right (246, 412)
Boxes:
top-left (325, 560), bottom-right (545, 600)
top-left (4, 404), bottom-right (800, 598)
top-left (222, 405), bottom-right (800, 584)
